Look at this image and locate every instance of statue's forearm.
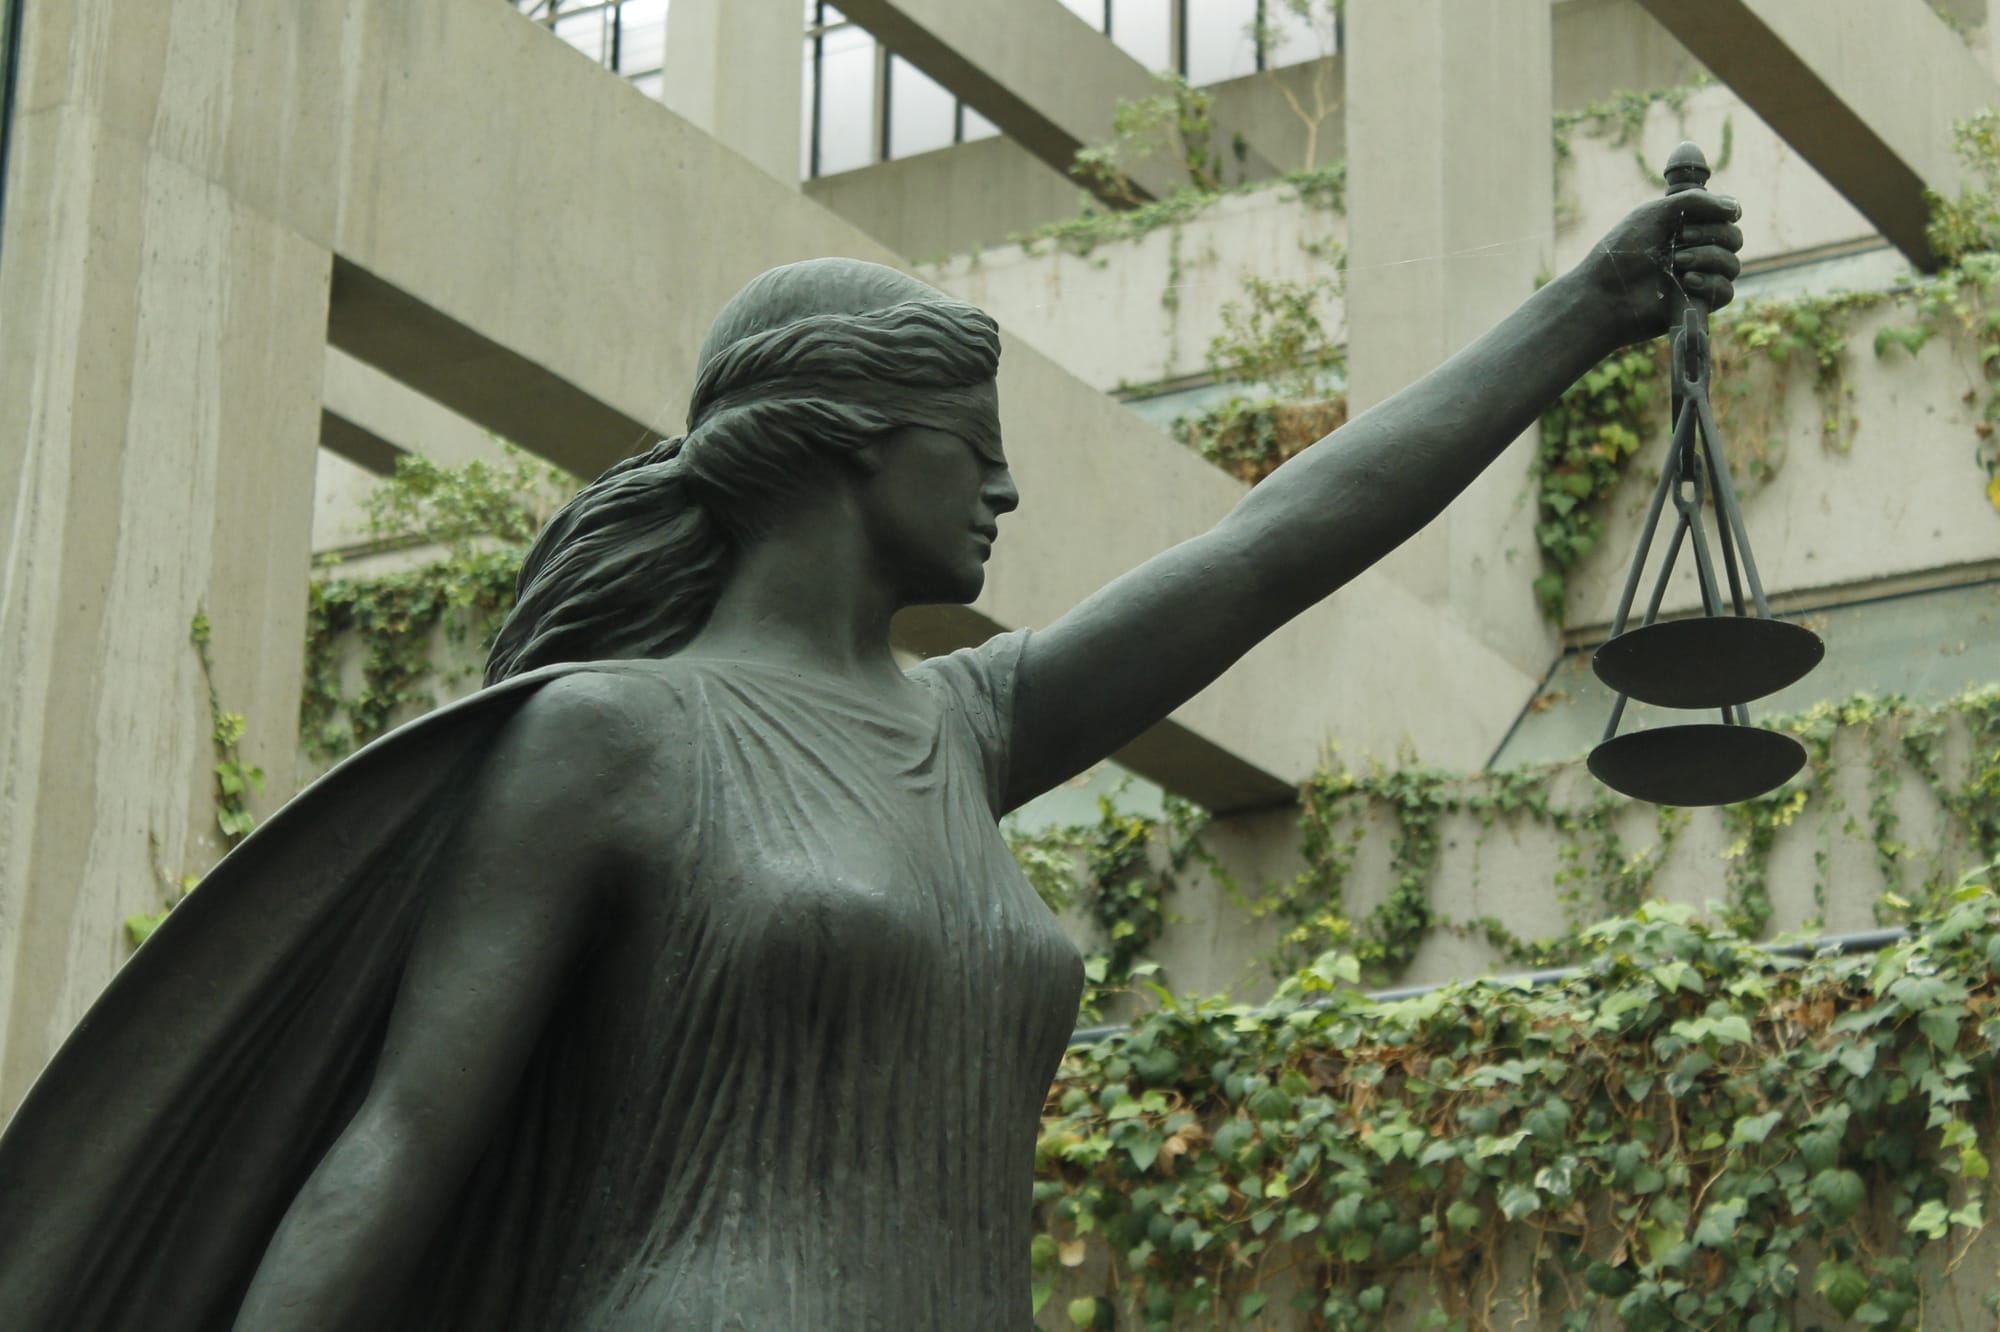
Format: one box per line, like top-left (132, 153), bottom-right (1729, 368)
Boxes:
top-left (1224, 267), bottom-right (1623, 611)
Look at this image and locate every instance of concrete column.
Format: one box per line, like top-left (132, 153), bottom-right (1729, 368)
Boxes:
top-left (0, 36), bottom-right (328, 1114)
top-left (1344, 0), bottom-right (1557, 682)
top-left (1990, 0), bottom-right (2000, 85)
top-left (663, 0), bottom-right (801, 185)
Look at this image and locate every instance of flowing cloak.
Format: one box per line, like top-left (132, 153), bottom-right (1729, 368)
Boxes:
top-left (0, 634), bottom-right (1084, 1330)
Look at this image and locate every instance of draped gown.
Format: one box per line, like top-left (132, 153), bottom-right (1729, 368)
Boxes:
top-left (0, 632), bottom-right (1084, 1331)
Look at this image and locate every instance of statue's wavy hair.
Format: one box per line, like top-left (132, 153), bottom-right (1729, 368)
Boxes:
top-left (484, 259), bottom-right (1001, 684)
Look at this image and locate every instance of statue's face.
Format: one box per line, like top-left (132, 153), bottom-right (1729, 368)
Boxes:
top-left (858, 380), bottom-right (1016, 606)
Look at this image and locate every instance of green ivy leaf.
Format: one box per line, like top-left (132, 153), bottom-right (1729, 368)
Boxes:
top-left (1907, 1199), bottom-right (1951, 1239)
top-left (1730, 1110), bottom-right (1783, 1147)
top-left (1809, 1168), bottom-right (1865, 1223)
top-left (1498, 1183), bottom-right (1541, 1221)
top-left (124, 911), bottom-right (169, 949)
top-left (1814, 1259), bottom-right (1869, 1317)
top-left (1918, 1006), bottom-right (1962, 1051)
top-left (1379, 1221), bottom-right (1422, 1261)
top-left (1692, 1195), bottom-right (1747, 1248)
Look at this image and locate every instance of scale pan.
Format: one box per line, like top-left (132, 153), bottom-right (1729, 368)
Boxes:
top-left (1588, 724), bottom-right (1806, 806)
top-left (1592, 617), bottom-right (1824, 709)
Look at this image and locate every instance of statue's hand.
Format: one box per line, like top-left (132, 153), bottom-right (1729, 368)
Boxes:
top-left (1579, 189), bottom-right (1743, 347)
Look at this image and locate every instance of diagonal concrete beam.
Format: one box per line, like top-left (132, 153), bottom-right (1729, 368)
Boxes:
top-left (834, 0), bottom-right (1281, 207)
top-left (318, 348), bottom-right (523, 477)
top-left (1634, 0), bottom-right (2000, 270)
top-left (325, 261), bottom-right (665, 475)
top-left (319, 407), bottom-right (404, 476)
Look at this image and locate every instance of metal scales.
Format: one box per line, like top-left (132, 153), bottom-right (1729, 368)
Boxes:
top-left (1585, 142), bottom-right (1825, 807)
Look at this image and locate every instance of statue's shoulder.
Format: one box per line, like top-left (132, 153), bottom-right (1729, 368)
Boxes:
top-left (497, 659), bottom-right (702, 769)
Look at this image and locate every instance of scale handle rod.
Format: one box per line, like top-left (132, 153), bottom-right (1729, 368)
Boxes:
top-left (1663, 141), bottom-right (1712, 330)
top-left (1662, 141), bottom-right (1712, 454)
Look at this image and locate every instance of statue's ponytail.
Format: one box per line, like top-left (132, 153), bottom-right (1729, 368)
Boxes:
top-left (483, 437), bottom-right (728, 684)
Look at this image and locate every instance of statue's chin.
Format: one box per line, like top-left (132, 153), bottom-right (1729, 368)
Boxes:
top-left (903, 570), bottom-right (985, 612)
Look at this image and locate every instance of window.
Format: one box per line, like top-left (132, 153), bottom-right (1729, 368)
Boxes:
top-left (1184, 0), bottom-right (1260, 85)
top-left (814, 14), bottom-right (878, 175)
top-left (885, 55), bottom-right (957, 159)
top-left (1260, 0), bottom-right (1339, 70)
top-left (518, 1), bottom-right (669, 92)
top-left (515, 0), bottom-right (1341, 181)
top-left (1107, 0), bottom-right (1172, 70)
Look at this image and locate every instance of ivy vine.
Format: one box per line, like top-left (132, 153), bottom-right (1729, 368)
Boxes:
top-left (1014, 687), bottom-right (2000, 1002)
top-left (1013, 794), bottom-right (1214, 1020)
top-left (127, 611), bottom-right (267, 948)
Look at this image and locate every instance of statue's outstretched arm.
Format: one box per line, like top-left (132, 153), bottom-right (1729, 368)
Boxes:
top-left (230, 674), bottom-right (646, 1331)
top-left (1003, 191), bottom-right (1743, 811)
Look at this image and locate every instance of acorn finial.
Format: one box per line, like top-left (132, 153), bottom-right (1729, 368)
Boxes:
top-left (1664, 141), bottom-right (1710, 195)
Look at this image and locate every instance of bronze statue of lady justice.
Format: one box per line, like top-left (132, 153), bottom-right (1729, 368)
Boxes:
top-left (0, 184), bottom-right (1741, 1328)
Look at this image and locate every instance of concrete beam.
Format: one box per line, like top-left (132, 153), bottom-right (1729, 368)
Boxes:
top-left (326, 260), bottom-right (665, 476)
top-left (318, 407), bottom-right (405, 476)
top-left (834, 0), bottom-right (1281, 207)
top-left (318, 347), bottom-right (523, 478)
top-left (1633, 0), bottom-right (2000, 269)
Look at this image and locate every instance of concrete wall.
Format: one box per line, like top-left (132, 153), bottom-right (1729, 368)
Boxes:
top-left (1556, 83), bottom-right (1880, 273)
top-left (1137, 700), bottom-right (1996, 1001)
top-left (1562, 298), bottom-right (2000, 630)
top-left (805, 135), bottom-right (1086, 262)
top-left (923, 180), bottom-right (1346, 391)
top-left (911, 83), bottom-right (1885, 401)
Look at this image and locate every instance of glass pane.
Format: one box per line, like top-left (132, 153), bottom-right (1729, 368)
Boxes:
top-left (961, 104), bottom-right (1000, 143)
top-left (801, 34), bottom-right (817, 177)
top-left (552, 7), bottom-right (611, 63)
top-left (615, 0), bottom-right (669, 74)
top-left (815, 23), bottom-right (876, 174)
top-left (630, 70), bottom-right (665, 101)
top-left (1184, 0), bottom-right (1260, 84)
top-left (1058, 0), bottom-right (1105, 30)
top-left (1108, 0), bottom-right (1171, 70)
top-left (1263, 0), bottom-right (1337, 69)
top-left (886, 56), bottom-right (956, 159)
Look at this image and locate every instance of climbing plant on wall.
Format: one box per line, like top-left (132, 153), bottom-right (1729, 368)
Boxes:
top-left (302, 446), bottom-right (571, 765)
top-left (1173, 272), bottom-right (1348, 484)
top-left (1018, 686), bottom-right (2000, 1000)
top-left (1031, 886), bottom-right (2000, 1330)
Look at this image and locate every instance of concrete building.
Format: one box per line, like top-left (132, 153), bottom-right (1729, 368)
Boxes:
top-left (4, 0), bottom-right (2000, 1150)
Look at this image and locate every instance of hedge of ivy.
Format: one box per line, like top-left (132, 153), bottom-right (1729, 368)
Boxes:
top-left (1032, 890), bottom-right (2000, 1330)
